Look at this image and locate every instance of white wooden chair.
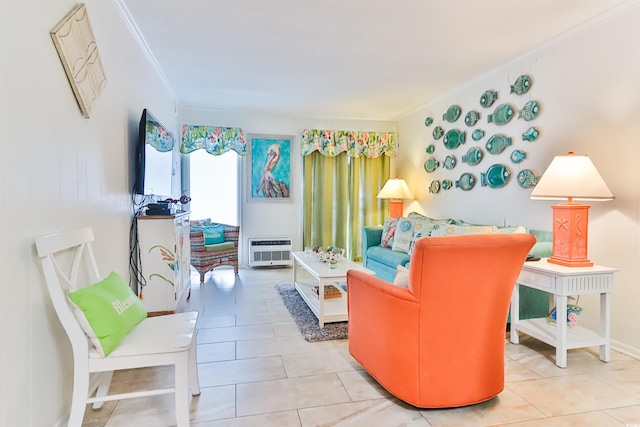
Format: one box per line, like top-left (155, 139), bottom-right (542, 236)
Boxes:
top-left (35, 227), bottom-right (200, 427)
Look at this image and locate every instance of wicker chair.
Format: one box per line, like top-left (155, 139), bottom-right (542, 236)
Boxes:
top-left (190, 219), bottom-right (239, 283)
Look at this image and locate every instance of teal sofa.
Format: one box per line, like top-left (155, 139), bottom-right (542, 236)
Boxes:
top-left (362, 215), bottom-right (553, 320)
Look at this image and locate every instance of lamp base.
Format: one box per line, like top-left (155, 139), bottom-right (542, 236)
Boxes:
top-left (389, 200), bottom-right (404, 219)
top-left (548, 203), bottom-right (593, 267)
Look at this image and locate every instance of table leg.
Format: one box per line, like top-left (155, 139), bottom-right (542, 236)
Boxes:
top-left (556, 295), bottom-right (568, 368)
top-left (510, 283), bottom-right (520, 344)
top-left (318, 279), bottom-right (325, 327)
top-left (599, 291), bottom-right (611, 362)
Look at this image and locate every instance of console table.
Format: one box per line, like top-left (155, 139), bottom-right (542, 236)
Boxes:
top-left (510, 259), bottom-right (617, 368)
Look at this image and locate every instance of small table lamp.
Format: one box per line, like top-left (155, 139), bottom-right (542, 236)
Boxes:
top-left (377, 178), bottom-right (414, 218)
top-left (530, 152), bottom-right (614, 267)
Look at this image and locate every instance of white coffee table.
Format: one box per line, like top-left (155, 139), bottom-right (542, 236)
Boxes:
top-left (291, 251), bottom-right (373, 327)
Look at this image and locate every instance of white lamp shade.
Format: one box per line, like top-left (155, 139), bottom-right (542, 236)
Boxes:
top-left (529, 154), bottom-right (614, 202)
top-left (377, 178), bottom-right (414, 200)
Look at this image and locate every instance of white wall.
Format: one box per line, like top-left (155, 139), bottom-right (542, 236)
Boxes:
top-left (0, 1), bottom-right (178, 425)
top-left (179, 106), bottom-right (396, 265)
top-left (396, 5), bottom-right (640, 357)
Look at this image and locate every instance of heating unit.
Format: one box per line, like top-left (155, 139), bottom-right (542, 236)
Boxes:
top-left (248, 237), bottom-right (293, 267)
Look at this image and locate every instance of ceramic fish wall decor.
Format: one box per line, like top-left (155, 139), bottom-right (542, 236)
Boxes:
top-left (480, 90), bottom-right (498, 108)
top-left (465, 110), bottom-right (480, 127)
top-left (517, 169), bottom-right (540, 188)
top-left (510, 149), bottom-right (527, 163)
top-left (486, 134), bottom-right (512, 154)
top-left (443, 105), bottom-right (461, 123)
top-left (433, 126), bottom-right (444, 139)
top-left (510, 75), bottom-right (532, 95)
top-left (522, 127), bottom-right (540, 141)
top-left (481, 164), bottom-right (511, 188)
top-left (487, 103), bottom-right (515, 125)
top-left (462, 147), bottom-right (484, 166)
top-left (518, 101), bottom-right (541, 121)
top-left (455, 173), bottom-right (476, 191)
top-left (472, 129), bottom-right (485, 141)
top-left (443, 129), bottom-right (466, 150)
top-left (444, 155), bottom-right (456, 170)
top-left (424, 157), bottom-right (439, 173)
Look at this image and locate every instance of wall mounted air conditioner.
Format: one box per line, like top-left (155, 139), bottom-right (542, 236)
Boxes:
top-left (248, 237), bottom-right (293, 267)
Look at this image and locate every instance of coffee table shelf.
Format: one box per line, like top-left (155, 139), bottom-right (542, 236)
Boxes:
top-left (291, 251), bottom-right (373, 327)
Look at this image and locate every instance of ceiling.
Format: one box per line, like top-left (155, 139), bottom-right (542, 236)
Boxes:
top-left (121, 0), bottom-right (628, 120)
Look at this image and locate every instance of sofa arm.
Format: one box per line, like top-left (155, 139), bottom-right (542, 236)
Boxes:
top-left (362, 226), bottom-right (383, 267)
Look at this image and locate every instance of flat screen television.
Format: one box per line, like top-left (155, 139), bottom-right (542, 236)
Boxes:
top-left (133, 109), bottom-right (174, 196)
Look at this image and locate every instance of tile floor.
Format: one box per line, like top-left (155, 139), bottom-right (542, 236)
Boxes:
top-left (83, 266), bottom-right (640, 426)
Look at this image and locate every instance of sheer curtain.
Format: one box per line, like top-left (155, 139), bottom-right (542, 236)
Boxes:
top-left (302, 130), bottom-right (395, 261)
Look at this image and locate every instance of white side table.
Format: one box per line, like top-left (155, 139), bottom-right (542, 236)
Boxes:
top-left (510, 259), bottom-right (617, 368)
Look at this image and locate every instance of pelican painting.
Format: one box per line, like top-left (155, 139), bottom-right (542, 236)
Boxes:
top-left (250, 136), bottom-right (291, 199)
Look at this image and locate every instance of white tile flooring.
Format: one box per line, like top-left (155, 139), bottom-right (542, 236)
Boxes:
top-left (83, 266), bottom-right (640, 426)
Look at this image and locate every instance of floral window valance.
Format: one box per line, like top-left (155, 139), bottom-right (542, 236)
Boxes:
top-left (301, 129), bottom-right (396, 158)
top-left (180, 125), bottom-right (247, 156)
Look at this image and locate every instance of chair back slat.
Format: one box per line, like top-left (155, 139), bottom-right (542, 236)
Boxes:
top-left (35, 227), bottom-right (101, 356)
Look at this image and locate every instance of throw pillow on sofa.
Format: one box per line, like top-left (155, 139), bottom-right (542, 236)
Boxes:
top-left (391, 217), bottom-right (415, 253)
top-left (380, 217), bottom-right (398, 248)
top-left (495, 226), bottom-right (528, 234)
top-left (429, 224), bottom-right (497, 237)
top-left (408, 216), bottom-right (452, 255)
top-left (393, 265), bottom-right (409, 288)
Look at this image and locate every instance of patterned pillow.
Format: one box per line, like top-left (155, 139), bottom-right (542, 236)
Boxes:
top-left (495, 226), bottom-right (528, 234)
top-left (391, 217), bottom-right (415, 253)
top-left (429, 224), bottom-right (497, 237)
top-left (380, 217), bottom-right (398, 248)
top-left (408, 217), bottom-right (451, 255)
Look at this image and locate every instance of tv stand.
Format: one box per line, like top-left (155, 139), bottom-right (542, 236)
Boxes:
top-left (136, 211), bottom-right (191, 315)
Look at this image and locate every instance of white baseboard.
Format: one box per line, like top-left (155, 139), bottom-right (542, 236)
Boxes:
top-left (612, 339), bottom-right (640, 360)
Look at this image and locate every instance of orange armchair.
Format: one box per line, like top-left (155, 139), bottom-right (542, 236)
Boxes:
top-left (347, 233), bottom-right (535, 408)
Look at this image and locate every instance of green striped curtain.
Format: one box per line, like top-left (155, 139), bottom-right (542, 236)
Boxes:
top-left (303, 152), bottom-right (390, 261)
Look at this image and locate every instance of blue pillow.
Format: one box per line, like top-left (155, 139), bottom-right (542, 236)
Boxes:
top-left (201, 225), bottom-right (224, 244)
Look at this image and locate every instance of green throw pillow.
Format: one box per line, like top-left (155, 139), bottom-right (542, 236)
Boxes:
top-left (68, 272), bottom-right (147, 357)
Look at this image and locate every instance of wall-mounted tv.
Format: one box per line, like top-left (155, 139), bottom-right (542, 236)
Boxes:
top-left (133, 109), bottom-right (174, 196)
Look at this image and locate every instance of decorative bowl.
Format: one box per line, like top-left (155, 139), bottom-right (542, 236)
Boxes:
top-left (313, 246), bottom-right (344, 263)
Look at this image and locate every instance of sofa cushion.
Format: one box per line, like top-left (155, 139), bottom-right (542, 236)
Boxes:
top-left (391, 217), bottom-right (415, 253)
top-left (367, 245), bottom-right (411, 267)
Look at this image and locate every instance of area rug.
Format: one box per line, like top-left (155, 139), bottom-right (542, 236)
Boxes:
top-left (275, 283), bottom-right (348, 342)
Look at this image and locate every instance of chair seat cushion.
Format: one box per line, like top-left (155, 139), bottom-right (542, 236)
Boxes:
top-left (68, 272), bottom-right (148, 357)
top-left (205, 241), bottom-right (235, 251)
top-left (366, 245), bottom-right (410, 267)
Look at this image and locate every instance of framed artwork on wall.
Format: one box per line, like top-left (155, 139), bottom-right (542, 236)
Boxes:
top-left (50, 3), bottom-right (107, 119)
top-left (247, 134), bottom-right (293, 202)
